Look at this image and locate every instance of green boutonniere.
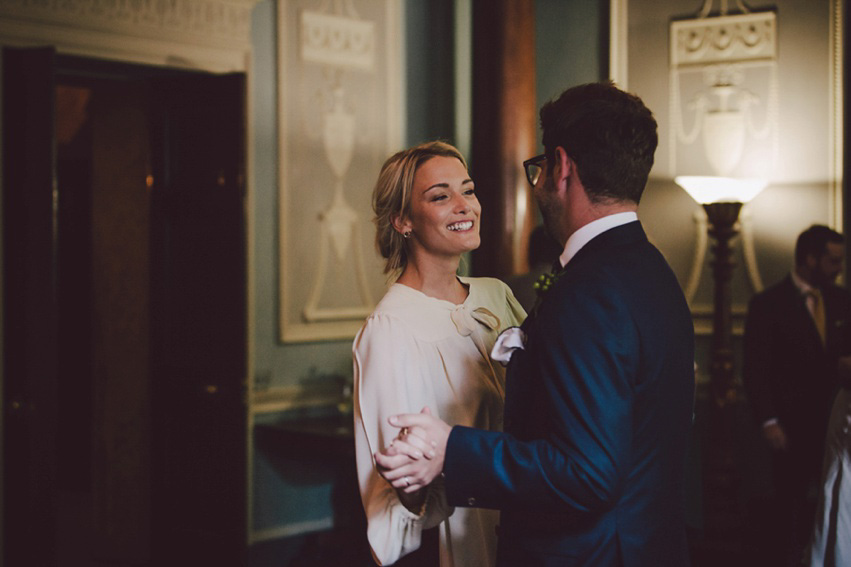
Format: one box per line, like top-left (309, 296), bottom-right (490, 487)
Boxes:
top-left (533, 270), bottom-right (564, 297)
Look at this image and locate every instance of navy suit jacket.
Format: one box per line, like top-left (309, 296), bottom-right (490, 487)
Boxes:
top-left (444, 221), bottom-right (695, 566)
top-left (742, 276), bottom-right (851, 466)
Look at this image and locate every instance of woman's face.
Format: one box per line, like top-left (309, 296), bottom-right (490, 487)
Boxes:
top-left (399, 155), bottom-right (481, 260)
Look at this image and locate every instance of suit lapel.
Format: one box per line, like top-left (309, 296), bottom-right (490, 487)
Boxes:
top-left (779, 277), bottom-right (824, 350)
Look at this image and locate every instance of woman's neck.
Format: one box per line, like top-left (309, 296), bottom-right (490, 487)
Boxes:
top-left (396, 255), bottom-right (468, 304)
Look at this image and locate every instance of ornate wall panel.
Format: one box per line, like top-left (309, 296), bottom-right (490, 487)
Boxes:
top-left (277, 0), bottom-right (403, 342)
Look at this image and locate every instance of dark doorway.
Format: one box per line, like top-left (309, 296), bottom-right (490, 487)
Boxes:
top-left (2, 49), bottom-right (247, 566)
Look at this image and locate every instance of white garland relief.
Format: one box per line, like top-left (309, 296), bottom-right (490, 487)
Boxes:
top-left (302, 84), bottom-right (375, 322)
top-left (669, 10), bottom-right (778, 179)
top-left (279, 0), bottom-right (402, 341)
top-left (300, 5), bottom-right (375, 322)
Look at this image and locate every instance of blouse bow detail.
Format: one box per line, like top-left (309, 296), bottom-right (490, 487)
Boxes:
top-left (450, 305), bottom-right (500, 337)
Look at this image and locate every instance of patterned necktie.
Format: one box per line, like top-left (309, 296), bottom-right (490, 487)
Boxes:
top-left (809, 288), bottom-right (827, 345)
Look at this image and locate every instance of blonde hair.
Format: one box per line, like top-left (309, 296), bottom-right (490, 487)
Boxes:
top-left (372, 141), bottom-right (468, 275)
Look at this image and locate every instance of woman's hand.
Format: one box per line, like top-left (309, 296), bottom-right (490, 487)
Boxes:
top-left (374, 407), bottom-right (449, 493)
top-left (376, 429), bottom-right (435, 513)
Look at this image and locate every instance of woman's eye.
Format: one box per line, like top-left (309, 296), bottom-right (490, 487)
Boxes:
top-left (464, 188), bottom-right (476, 196)
top-left (431, 194), bottom-right (447, 202)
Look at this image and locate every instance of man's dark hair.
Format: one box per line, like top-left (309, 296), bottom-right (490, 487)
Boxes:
top-left (539, 81), bottom-right (657, 204)
top-left (795, 224), bottom-right (844, 266)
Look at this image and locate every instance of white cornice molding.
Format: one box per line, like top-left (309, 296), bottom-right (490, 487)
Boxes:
top-left (0, 0), bottom-right (260, 72)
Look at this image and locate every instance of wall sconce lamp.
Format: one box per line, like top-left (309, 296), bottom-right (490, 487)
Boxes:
top-left (669, 0), bottom-right (777, 545)
top-left (675, 175), bottom-right (767, 418)
top-left (676, 174), bottom-right (766, 542)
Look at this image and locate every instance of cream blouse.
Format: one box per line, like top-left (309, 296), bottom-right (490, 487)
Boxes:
top-left (353, 277), bottom-right (526, 566)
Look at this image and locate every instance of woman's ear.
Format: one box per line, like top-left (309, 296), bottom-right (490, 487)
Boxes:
top-left (392, 214), bottom-right (412, 237)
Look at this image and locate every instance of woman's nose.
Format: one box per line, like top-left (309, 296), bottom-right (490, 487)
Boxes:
top-left (452, 193), bottom-right (470, 213)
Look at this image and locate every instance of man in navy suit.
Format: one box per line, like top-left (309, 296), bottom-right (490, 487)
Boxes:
top-left (376, 82), bottom-right (695, 566)
top-left (743, 225), bottom-right (851, 565)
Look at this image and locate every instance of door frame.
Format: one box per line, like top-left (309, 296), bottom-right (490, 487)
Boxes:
top-left (1, 46), bottom-right (61, 567)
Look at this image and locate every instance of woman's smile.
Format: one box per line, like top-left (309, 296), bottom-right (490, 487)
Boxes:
top-left (399, 155), bottom-right (482, 258)
top-left (447, 220), bottom-right (474, 232)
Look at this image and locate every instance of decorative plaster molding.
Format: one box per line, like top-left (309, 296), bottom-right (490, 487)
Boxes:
top-left (300, 10), bottom-right (375, 70)
top-left (0, 0), bottom-right (258, 71)
top-left (670, 11), bottom-right (776, 67)
top-left (1, 0), bottom-right (254, 42)
top-left (669, 10), bottom-right (779, 178)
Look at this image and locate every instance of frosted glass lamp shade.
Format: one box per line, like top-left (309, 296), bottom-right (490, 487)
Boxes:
top-left (674, 175), bottom-right (767, 204)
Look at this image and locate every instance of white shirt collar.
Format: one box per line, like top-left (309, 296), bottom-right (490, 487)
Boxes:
top-left (558, 212), bottom-right (638, 268)
top-left (790, 269), bottom-right (815, 295)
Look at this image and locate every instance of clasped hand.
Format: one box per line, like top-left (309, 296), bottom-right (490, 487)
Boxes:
top-left (374, 406), bottom-right (451, 493)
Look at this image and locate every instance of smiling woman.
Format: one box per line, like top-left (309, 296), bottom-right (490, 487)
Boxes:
top-left (393, 153), bottom-right (482, 294)
top-left (352, 141), bottom-right (526, 566)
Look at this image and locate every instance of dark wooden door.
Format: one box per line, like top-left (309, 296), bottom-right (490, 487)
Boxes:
top-left (2, 46), bottom-right (61, 567)
top-left (85, 74), bottom-right (154, 564)
top-left (148, 73), bottom-right (247, 566)
top-left (2, 52), bottom-right (247, 566)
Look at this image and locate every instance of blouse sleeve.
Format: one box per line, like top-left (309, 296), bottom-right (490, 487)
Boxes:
top-left (503, 281), bottom-right (528, 327)
top-left (352, 313), bottom-right (454, 566)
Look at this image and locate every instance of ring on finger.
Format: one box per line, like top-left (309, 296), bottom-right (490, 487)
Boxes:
top-left (404, 476), bottom-right (411, 487)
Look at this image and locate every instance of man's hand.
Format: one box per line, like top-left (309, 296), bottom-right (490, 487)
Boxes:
top-left (374, 407), bottom-right (451, 492)
top-left (763, 422), bottom-right (787, 451)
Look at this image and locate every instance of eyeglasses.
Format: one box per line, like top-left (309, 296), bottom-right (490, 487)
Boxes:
top-left (523, 154), bottom-right (546, 187)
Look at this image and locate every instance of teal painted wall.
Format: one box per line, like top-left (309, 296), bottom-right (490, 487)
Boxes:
top-left (405, 0), bottom-right (457, 146)
top-left (535, 0), bottom-right (608, 151)
top-left (250, 0), bottom-right (355, 399)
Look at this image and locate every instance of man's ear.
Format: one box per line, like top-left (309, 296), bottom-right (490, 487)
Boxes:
top-left (553, 146), bottom-right (575, 184)
top-left (552, 146), bottom-right (572, 185)
top-left (805, 252), bottom-right (819, 270)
